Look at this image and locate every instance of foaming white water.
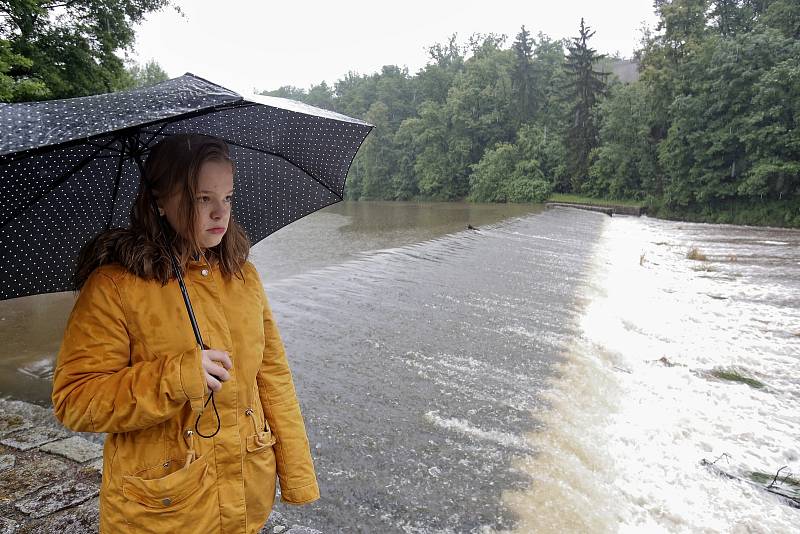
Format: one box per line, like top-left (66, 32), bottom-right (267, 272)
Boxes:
top-left (425, 410), bottom-right (532, 450)
top-left (506, 216), bottom-right (800, 533)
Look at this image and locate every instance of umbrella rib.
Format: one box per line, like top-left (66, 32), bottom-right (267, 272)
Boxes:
top-left (0, 136), bottom-right (119, 231)
top-left (223, 139), bottom-right (343, 201)
top-left (106, 152), bottom-right (126, 229)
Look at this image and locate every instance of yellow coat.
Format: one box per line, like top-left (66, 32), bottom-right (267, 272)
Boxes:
top-left (51, 258), bottom-right (319, 533)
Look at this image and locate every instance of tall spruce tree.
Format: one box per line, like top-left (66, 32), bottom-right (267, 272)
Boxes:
top-left (563, 18), bottom-right (608, 192)
top-left (511, 25), bottom-right (535, 126)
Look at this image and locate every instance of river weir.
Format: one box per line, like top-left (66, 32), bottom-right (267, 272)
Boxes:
top-left (1, 202), bottom-right (797, 532)
top-left (505, 214), bottom-right (800, 533)
top-left (258, 206), bottom-right (603, 531)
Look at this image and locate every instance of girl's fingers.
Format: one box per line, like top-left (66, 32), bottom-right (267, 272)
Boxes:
top-left (212, 351), bottom-right (233, 370)
top-left (205, 373), bottom-right (222, 393)
top-left (203, 361), bottom-right (230, 382)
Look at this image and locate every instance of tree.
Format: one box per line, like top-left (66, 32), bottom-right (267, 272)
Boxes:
top-left (562, 18), bottom-right (608, 192)
top-left (468, 124), bottom-right (554, 203)
top-left (305, 81), bottom-right (335, 110)
top-left (0, 0), bottom-right (174, 101)
top-left (760, 0), bottom-right (800, 39)
top-left (125, 59), bottom-right (168, 88)
top-left (657, 29), bottom-right (800, 206)
top-left (588, 81), bottom-right (661, 199)
top-left (260, 85), bottom-right (308, 101)
top-left (511, 25), bottom-right (535, 126)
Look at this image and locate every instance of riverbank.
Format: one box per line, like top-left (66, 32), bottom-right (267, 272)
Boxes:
top-left (546, 194), bottom-right (800, 229)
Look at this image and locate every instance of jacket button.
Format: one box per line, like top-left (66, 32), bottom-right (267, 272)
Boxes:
top-left (162, 497), bottom-right (172, 506)
top-left (201, 269), bottom-right (209, 276)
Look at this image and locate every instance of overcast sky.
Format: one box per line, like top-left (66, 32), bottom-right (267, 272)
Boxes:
top-left (131, 0), bottom-right (658, 95)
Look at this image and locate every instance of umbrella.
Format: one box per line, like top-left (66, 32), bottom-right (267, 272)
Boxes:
top-left (0, 73), bottom-right (373, 302)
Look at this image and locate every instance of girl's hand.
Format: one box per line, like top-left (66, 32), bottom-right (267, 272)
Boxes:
top-left (201, 348), bottom-right (232, 394)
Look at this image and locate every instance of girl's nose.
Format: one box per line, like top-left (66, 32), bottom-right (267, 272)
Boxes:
top-left (210, 200), bottom-right (228, 219)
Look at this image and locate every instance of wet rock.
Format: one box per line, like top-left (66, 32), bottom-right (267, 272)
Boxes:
top-left (0, 426), bottom-right (69, 452)
top-left (0, 517), bottom-right (18, 534)
top-left (0, 414), bottom-right (32, 440)
top-left (0, 454), bottom-right (70, 501)
top-left (0, 456), bottom-right (14, 472)
top-left (39, 437), bottom-right (102, 464)
top-left (0, 401), bottom-right (51, 426)
top-left (16, 496), bottom-right (98, 534)
top-left (83, 458), bottom-right (103, 475)
top-left (259, 510), bottom-right (286, 534)
top-left (14, 479), bottom-right (99, 519)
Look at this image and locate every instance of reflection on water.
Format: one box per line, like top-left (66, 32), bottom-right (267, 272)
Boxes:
top-left (0, 201), bottom-right (542, 404)
top-left (0, 292), bottom-right (75, 403)
top-left (251, 201), bottom-right (543, 282)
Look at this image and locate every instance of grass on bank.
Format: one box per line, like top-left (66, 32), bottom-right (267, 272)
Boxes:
top-left (686, 247), bottom-right (708, 261)
top-left (709, 368), bottom-right (766, 389)
top-left (548, 193), bottom-right (645, 208)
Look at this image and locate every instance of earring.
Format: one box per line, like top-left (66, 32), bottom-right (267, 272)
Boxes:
top-left (158, 207), bottom-right (165, 216)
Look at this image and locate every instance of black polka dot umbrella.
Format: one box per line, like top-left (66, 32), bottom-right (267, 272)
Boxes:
top-left (0, 73), bottom-right (373, 301)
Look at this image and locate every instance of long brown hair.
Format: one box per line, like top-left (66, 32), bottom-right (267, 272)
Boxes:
top-left (73, 134), bottom-right (251, 289)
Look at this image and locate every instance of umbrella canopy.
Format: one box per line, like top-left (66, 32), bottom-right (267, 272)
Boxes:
top-left (0, 74), bottom-right (372, 300)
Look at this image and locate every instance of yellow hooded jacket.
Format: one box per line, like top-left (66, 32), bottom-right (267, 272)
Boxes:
top-left (51, 258), bottom-right (319, 533)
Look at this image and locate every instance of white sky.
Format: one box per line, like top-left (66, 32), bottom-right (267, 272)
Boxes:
top-left (131, 0), bottom-right (658, 95)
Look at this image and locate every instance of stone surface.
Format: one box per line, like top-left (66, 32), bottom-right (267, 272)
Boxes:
top-left (0, 453), bottom-right (71, 501)
top-left (0, 401), bottom-right (50, 426)
top-left (14, 480), bottom-right (99, 519)
top-left (15, 496), bottom-right (99, 534)
top-left (0, 456), bottom-right (14, 472)
top-left (0, 413), bottom-right (32, 441)
top-left (83, 458), bottom-right (103, 475)
top-left (39, 437), bottom-right (102, 464)
top-left (285, 526), bottom-right (322, 534)
top-left (0, 517), bottom-right (18, 534)
top-left (0, 427), bottom-right (69, 452)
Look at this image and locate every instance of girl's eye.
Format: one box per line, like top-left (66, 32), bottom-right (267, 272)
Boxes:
top-left (225, 195), bottom-right (233, 203)
top-left (197, 196), bottom-right (210, 203)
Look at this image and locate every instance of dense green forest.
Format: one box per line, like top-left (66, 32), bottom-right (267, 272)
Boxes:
top-left (0, 0), bottom-right (170, 100)
top-left (2, 1), bottom-right (798, 226)
top-left (262, 1), bottom-right (800, 227)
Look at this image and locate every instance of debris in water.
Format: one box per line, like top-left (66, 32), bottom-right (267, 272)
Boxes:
top-left (702, 458), bottom-right (800, 509)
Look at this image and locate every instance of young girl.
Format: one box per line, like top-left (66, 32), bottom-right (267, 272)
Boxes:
top-left (51, 133), bottom-right (319, 533)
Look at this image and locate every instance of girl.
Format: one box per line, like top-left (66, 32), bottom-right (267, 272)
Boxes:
top-left (51, 133), bottom-right (319, 533)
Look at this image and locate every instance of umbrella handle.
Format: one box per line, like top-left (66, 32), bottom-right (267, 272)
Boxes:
top-left (135, 154), bottom-right (219, 438)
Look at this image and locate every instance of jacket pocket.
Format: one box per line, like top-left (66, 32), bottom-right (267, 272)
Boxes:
top-left (121, 453), bottom-right (210, 511)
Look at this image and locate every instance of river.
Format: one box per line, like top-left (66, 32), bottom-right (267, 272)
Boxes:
top-left (0, 201), bottom-right (797, 532)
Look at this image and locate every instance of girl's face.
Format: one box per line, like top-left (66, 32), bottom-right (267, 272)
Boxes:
top-left (161, 159), bottom-right (234, 250)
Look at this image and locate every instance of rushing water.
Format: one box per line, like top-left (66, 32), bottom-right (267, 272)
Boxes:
top-left (1, 202), bottom-right (798, 532)
top-left (506, 215), bottom-right (800, 533)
